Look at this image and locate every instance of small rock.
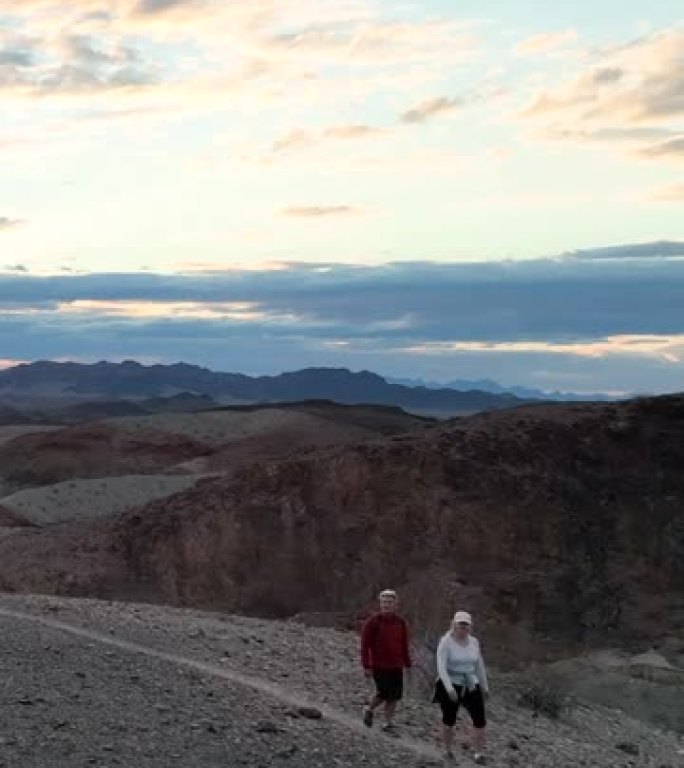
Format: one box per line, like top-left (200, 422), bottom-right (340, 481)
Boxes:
top-left (276, 745), bottom-right (298, 759)
top-left (296, 707), bottom-right (323, 720)
top-left (615, 742), bottom-right (639, 756)
top-left (507, 739), bottom-right (520, 751)
top-left (255, 720), bottom-right (281, 734)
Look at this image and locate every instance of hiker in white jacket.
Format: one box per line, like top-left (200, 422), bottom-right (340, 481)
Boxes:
top-left (432, 611), bottom-right (489, 763)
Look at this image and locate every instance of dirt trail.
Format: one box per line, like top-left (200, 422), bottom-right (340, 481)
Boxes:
top-left (0, 606), bottom-right (442, 762)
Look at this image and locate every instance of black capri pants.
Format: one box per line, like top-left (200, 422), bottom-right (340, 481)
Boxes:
top-left (432, 679), bottom-right (486, 728)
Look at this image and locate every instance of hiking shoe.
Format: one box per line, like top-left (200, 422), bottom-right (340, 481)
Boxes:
top-left (472, 753), bottom-right (487, 765)
top-left (381, 722), bottom-right (398, 736)
top-left (362, 707), bottom-right (373, 727)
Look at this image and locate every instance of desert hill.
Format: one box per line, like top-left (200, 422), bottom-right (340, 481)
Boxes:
top-left (0, 400), bottom-right (429, 511)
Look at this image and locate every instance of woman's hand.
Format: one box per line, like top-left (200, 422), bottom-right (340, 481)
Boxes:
top-left (448, 689), bottom-right (459, 703)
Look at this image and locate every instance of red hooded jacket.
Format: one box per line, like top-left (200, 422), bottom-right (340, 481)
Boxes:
top-left (360, 612), bottom-right (412, 670)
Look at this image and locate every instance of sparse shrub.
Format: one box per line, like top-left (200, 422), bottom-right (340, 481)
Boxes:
top-left (517, 668), bottom-right (569, 719)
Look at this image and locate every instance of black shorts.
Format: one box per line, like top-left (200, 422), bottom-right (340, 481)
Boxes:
top-left (432, 679), bottom-right (486, 728)
top-left (372, 668), bottom-right (404, 702)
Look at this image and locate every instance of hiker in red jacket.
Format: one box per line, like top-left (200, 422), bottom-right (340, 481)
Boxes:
top-left (360, 589), bottom-right (412, 732)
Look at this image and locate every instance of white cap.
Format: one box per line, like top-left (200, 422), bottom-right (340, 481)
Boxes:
top-left (453, 611), bottom-right (472, 625)
top-left (379, 589), bottom-right (397, 599)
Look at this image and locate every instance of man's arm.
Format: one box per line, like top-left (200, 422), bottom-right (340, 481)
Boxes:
top-left (360, 616), bottom-right (375, 670)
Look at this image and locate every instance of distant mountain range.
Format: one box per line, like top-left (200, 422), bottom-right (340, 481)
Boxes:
top-left (388, 376), bottom-right (621, 402)
top-left (0, 360), bottom-right (618, 418)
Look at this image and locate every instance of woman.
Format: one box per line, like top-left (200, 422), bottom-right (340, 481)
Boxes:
top-left (433, 611), bottom-right (489, 763)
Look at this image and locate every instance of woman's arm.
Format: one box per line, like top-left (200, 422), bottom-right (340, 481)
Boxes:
top-left (436, 635), bottom-right (454, 693)
top-left (475, 639), bottom-right (489, 693)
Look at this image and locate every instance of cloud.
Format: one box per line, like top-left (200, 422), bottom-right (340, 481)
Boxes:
top-left (133, 0), bottom-right (202, 15)
top-left (0, 217), bottom-right (22, 230)
top-left (281, 205), bottom-right (362, 217)
top-left (2, 241), bottom-right (683, 339)
top-left (263, 17), bottom-right (477, 67)
top-left (272, 124), bottom-right (385, 153)
top-left (521, 28), bottom-right (684, 160)
top-left (0, 28), bottom-right (159, 97)
top-left (1, 243), bottom-right (683, 392)
top-left (401, 335), bottom-right (683, 363)
top-left (323, 124), bottom-right (384, 140)
top-left (514, 29), bottom-right (578, 57)
top-left (2, 264), bottom-right (28, 272)
top-left (401, 96), bottom-right (461, 124)
top-left (0, 45), bottom-right (35, 67)
top-left (564, 241), bottom-right (684, 260)
top-left (639, 136), bottom-right (684, 159)
top-left (651, 183), bottom-right (684, 202)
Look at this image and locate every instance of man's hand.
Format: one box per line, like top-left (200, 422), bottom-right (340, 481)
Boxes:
top-left (447, 689), bottom-right (459, 703)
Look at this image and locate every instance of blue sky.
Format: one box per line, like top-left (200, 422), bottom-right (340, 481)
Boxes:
top-left (0, 1), bottom-right (682, 392)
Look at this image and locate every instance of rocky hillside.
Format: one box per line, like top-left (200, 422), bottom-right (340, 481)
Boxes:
top-left (0, 401), bottom-right (428, 524)
top-left (0, 594), bottom-right (681, 767)
top-left (0, 395), bottom-right (681, 668)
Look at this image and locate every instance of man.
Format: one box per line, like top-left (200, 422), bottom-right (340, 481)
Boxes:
top-left (360, 589), bottom-right (412, 732)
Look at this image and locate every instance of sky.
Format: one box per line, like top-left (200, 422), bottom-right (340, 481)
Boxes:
top-left (0, 0), bottom-right (683, 393)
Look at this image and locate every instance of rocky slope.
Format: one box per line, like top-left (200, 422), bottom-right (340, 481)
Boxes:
top-left (0, 594), bottom-right (681, 768)
top-left (0, 395), bottom-right (681, 669)
top-left (0, 401), bottom-right (428, 493)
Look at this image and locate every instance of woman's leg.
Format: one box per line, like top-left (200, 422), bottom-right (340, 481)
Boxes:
top-left (441, 723), bottom-right (454, 754)
top-left (472, 726), bottom-right (486, 751)
top-left (463, 688), bottom-right (487, 761)
top-left (439, 694), bottom-right (459, 755)
top-left (461, 718), bottom-right (473, 748)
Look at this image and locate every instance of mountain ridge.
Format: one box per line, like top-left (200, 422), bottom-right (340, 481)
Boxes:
top-left (0, 360), bottom-right (528, 416)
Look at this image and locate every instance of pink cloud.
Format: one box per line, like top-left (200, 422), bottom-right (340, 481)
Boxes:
top-left (521, 28), bottom-right (684, 161)
top-left (281, 205), bottom-right (362, 218)
top-left (401, 95), bottom-right (461, 124)
top-left (514, 29), bottom-right (578, 57)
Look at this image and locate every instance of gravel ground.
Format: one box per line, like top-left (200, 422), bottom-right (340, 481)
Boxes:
top-left (0, 475), bottom-right (201, 525)
top-left (0, 595), bottom-right (682, 768)
top-left (104, 411), bottom-right (325, 447)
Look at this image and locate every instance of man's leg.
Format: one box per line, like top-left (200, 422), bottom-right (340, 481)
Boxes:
top-left (383, 699), bottom-right (397, 725)
top-left (380, 670), bottom-right (403, 731)
top-left (363, 673), bottom-right (384, 726)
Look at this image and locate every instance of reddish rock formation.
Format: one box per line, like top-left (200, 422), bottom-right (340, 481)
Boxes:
top-left (0, 424), bottom-right (212, 488)
top-left (0, 504), bottom-right (34, 527)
